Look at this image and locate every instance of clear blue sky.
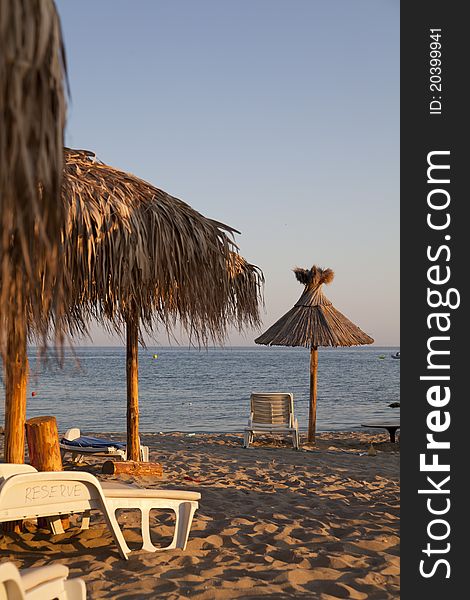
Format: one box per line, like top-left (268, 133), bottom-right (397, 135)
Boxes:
top-left (56, 0), bottom-right (399, 347)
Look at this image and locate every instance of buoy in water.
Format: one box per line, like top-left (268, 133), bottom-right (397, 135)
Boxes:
top-left (152, 354), bottom-right (158, 359)
top-left (31, 391), bottom-right (36, 397)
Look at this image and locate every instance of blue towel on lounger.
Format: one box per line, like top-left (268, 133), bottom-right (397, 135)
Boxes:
top-left (60, 436), bottom-right (126, 449)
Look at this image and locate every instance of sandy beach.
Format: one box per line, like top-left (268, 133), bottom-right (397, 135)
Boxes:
top-left (1, 431), bottom-right (399, 599)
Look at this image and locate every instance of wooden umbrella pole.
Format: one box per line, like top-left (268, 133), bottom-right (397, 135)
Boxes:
top-left (2, 317), bottom-right (28, 533)
top-left (126, 312), bottom-right (141, 461)
top-left (308, 345), bottom-right (318, 443)
top-left (3, 320), bottom-right (28, 463)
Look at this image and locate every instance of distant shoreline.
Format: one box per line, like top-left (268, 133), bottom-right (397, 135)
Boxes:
top-left (27, 344), bottom-right (400, 349)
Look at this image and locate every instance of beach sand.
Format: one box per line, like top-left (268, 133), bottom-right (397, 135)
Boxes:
top-left (1, 432), bottom-right (399, 599)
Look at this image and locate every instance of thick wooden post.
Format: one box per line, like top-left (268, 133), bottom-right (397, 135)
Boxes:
top-left (308, 345), bottom-right (318, 443)
top-left (126, 314), bottom-right (141, 462)
top-left (25, 416), bottom-right (67, 530)
top-left (25, 416), bottom-right (63, 471)
top-left (3, 322), bottom-right (28, 464)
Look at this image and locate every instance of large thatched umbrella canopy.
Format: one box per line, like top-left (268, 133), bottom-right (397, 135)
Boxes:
top-left (0, 0), bottom-right (67, 462)
top-left (255, 265), bottom-right (373, 443)
top-left (61, 149), bottom-right (263, 459)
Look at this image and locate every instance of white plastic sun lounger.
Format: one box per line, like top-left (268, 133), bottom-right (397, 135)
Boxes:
top-left (59, 428), bottom-right (149, 463)
top-left (0, 561), bottom-right (86, 600)
top-left (0, 464), bottom-right (200, 559)
top-left (243, 392), bottom-right (300, 449)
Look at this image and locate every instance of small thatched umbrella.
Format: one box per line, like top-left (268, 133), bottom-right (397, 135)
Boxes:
top-left (61, 149), bottom-right (263, 460)
top-left (255, 265), bottom-right (373, 443)
top-left (0, 0), bottom-right (67, 462)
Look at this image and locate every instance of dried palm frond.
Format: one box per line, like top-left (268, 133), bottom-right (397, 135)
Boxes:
top-left (0, 0), bottom-right (67, 357)
top-left (256, 264), bottom-right (373, 348)
top-left (227, 253), bottom-right (264, 331)
top-left (60, 149), bottom-right (263, 343)
top-left (294, 265), bottom-right (334, 286)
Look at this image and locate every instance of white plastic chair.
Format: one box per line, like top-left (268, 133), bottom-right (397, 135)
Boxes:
top-left (0, 464), bottom-right (200, 558)
top-left (243, 392), bottom-right (300, 449)
top-left (0, 561), bottom-right (86, 600)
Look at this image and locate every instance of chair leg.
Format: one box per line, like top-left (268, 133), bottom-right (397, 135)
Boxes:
top-left (48, 516), bottom-right (65, 535)
top-left (136, 503), bottom-right (179, 551)
top-left (71, 453), bottom-right (83, 464)
top-left (140, 506), bottom-right (157, 552)
top-left (103, 505), bottom-right (132, 559)
top-left (175, 501), bottom-right (198, 550)
top-left (80, 510), bottom-right (91, 531)
top-left (64, 578), bottom-right (87, 600)
top-left (292, 430), bottom-right (300, 450)
top-left (140, 445), bottom-right (149, 462)
top-left (121, 500), bottom-right (198, 552)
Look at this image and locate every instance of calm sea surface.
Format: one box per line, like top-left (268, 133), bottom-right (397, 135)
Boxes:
top-left (1, 346), bottom-right (400, 434)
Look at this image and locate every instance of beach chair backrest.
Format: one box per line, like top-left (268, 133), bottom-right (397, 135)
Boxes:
top-left (250, 393), bottom-right (294, 425)
top-left (0, 469), bottom-right (104, 522)
top-left (63, 427), bottom-right (81, 441)
top-left (0, 466), bottom-right (130, 560)
top-left (0, 562), bottom-right (25, 600)
top-left (0, 463), bottom-right (36, 483)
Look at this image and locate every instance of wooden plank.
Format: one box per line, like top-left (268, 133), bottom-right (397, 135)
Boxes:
top-left (102, 460), bottom-right (163, 476)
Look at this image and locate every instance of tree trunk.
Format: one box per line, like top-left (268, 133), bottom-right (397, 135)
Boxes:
top-left (3, 322), bottom-right (28, 464)
top-left (102, 460), bottom-right (163, 476)
top-left (1, 299), bottom-right (28, 532)
top-left (25, 415), bottom-right (68, 530)
top-left (126, 314), bottom-right (140, 462)
top-left (308, 345), bottom-right (318, 443)
top-left (25, 416), bottom-right (63, 471)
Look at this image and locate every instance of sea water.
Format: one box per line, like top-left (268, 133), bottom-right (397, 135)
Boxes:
top-left (0, 346), bottom-right (399, 434)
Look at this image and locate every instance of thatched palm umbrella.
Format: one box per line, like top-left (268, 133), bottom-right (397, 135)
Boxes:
top-left (255, 266), bottom-right (373, 443)
top-left (0, 0), bottom-right (67, 462)
top-left (62, 149), bottom-right (263, 460)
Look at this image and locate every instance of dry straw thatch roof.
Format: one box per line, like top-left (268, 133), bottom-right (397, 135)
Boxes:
top-left (255, 265), bottom-right (373, 348)
top-left (61, 149), bottom-right (263, 342)
top-left (61, 147), bottom-right (263, 461)
top-left (0, 0), bottom-right (67, 356)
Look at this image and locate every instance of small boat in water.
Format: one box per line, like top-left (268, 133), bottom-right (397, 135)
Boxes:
top-left (391, 351), bottom-right (400, 359)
